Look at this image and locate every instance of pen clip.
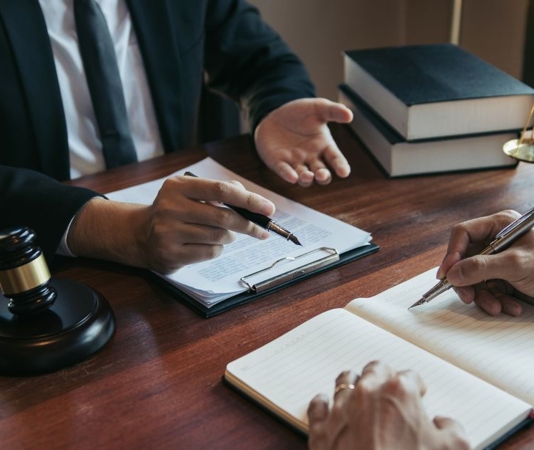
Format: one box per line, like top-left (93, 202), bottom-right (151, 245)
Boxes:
top-left (495, 206), bottom-right (534, 239)
top-left (239, 247), bottom-right (339, 293)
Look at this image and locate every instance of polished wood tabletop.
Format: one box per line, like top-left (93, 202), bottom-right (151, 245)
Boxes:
top-left (1, 124), bottom-right (533, 449)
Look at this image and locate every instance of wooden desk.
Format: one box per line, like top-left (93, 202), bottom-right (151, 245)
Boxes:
top-left (1, 124), bottom-right (533, 449)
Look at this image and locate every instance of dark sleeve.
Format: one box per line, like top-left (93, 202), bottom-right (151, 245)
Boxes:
top-left (203, 0), bottom-right (316, 131)
top-left (0, 166), bottom-right (102, 266)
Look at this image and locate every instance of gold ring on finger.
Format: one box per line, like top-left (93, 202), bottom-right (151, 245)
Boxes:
top-left (334, 383), bottom-right (355, 395)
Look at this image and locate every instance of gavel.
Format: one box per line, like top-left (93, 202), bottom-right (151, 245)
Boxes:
top-left (0, 227), bottom-right (115, 376)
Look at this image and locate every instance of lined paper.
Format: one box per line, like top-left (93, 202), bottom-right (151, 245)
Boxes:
top-left (346, 268), bottom-right (534, 405)
top-left (226, 309), bottom-right (531, 450)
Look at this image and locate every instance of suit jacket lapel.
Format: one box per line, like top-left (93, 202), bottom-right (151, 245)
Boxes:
top-left (126, 0), bottom-right (183, 153)
top-left (0, 0), bottom-right (69, 179)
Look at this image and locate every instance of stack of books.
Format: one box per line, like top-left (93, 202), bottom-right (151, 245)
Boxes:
top-left (339, 43), bottom-right (534, 177)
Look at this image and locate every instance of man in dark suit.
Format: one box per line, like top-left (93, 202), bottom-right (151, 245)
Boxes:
top-left (0, 0), bottom-right (353, 272)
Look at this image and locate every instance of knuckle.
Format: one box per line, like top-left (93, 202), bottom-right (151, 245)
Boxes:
top-left (354, 377), bottom-right (375, 396)
top-left (210, 228), bottom-right (235, 245)
top-left (212, 180), bottom-right (231, 199)
top-left (329, 402), bottom-right (346, 421)
top-left (212, 206), bottom-right (232, 226)
top-left (499, 209), bottom-right (520, 221)
top-left (383, 373), bottom-right (418, 399)
top-left (244, 193), bottom-right (257, 210)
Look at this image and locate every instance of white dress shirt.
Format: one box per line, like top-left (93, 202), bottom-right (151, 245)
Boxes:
top-left (38, 0), bottom-right (164, 179)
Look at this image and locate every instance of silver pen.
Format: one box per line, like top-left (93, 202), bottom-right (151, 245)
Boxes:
top-left (408, 206), bottom-right (534, 310)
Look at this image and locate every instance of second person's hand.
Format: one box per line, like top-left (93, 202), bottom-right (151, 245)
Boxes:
top-left (437, 210), bottom-right (534, 316)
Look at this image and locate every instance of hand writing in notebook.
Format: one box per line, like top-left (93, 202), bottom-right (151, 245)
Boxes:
top-left (436, 210), bottom-right (534, 316)
top-left (307, 361), bottom-right (469, 450)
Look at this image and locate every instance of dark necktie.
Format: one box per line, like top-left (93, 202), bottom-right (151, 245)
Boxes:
top-left (74, 0), bottom-right (138, 168)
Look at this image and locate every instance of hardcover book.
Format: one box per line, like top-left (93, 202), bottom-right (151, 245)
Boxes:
top-left (338, 83), bottom-right (519, 177)
top-left (343, 43), bottom-right (534, 140)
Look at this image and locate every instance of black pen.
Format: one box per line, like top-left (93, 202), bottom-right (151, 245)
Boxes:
top-left (184, 171), bottom-right (302, 246)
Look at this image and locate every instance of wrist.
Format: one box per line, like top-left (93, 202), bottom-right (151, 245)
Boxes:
top-left (68, 197), bottom-right (150, 268)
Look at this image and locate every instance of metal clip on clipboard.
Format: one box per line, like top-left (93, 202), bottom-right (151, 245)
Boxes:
top-left (239, 247), bottom-right (340, 293)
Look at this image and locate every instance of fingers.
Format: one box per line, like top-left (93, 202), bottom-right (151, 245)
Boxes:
top-left (172, 176), bottom-right (275, 216)
top-left (322, 144), bottom-right (351, 180)
top-left (333, 370), bottom-right (358, 404)
top-left (143, 175), bottom-right (279, 272)
top-left (437, 210), bottom-right (520, 279)
top-left (356, 361), bottom-right (426, 402)
top-left (254, 98), bottom-right (352, 187)
top-left (269, 143), bottom-right (350, 187)
top-left (160, 176), bottom-right (274, 236)
top-left (307, 394), bottom-right (331, 450)
top-left (453, 281), bottom-right (523, 316)
top-left (447, 248), bottom-right (530, 288)
top-left (314, 98), bottom-right (354, 124)
top-left (271, 160), bottom-right (300, 184)
top-left (475, 283), bottom-right (523, 316)
top-left (434, 416), bottom-right (463, 432)
top-left (433, 416), bottom-right (470, 449)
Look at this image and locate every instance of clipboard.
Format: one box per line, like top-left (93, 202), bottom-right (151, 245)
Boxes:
top-left (149, 242), bottom-right (379, 318)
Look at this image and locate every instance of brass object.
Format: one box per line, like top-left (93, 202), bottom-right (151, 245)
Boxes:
top-left (503, 102), bottom-right (534, 162)
top-left (0, 253), bottom-right (50, 295)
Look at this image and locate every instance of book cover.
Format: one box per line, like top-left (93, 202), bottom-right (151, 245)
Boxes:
top-left (343, 43), bottom-right (534, 140)
top-left (338, 83), bottom-right (519, 177)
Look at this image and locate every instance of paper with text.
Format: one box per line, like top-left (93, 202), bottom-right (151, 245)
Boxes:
top-left (346, 267), bottom-right (534, 405)
top-left (226, 309), bottom-right (531, 450)
top-left (106, 158), bottom-right (371, 306)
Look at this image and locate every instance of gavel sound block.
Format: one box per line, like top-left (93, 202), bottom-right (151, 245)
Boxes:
top-left (0, 227), bottom-right (115, 376)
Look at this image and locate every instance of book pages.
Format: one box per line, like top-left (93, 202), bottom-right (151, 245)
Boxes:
top-left (226, 309), bottom-right (531, 450)
top-left (346, 267), bottom-right (534, 405)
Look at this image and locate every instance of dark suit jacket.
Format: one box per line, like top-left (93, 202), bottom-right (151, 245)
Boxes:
top-left (0, 0), bottom-right (314, 263)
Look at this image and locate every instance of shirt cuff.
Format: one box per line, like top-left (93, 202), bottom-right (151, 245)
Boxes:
top-left (56, 216), bottom-right (78, 258)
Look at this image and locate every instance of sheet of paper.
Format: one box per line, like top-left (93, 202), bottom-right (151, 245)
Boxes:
top-left (345, 267), bottom-right (534, 405)
top-left (226, 309), bottom-right (531, 450)
top-left (106, 158), bottom-right (372, 306)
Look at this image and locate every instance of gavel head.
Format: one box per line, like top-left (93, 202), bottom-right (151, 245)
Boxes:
top-left (0, 227), bottom-right (56, 315)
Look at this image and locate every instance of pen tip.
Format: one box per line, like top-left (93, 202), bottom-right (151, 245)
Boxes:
top-left (289, 235), bottom-right (302, 246)
top-left (408, 298), bottom-right (425, 310)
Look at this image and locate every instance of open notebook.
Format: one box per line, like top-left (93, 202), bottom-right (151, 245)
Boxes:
top-left (106, 158), bottom-right (377, 316)
top-left (225, 267), bottom-right (534, 450)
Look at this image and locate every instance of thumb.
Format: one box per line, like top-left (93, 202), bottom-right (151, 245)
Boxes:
top-left (314, 98), bottom-right (353, 124)
top-left (447, 253), bottom-right (512, 287)
top-left (434, 416), bottom-right (464, 432)
top-left (433, 416), bottom-right (467, 443)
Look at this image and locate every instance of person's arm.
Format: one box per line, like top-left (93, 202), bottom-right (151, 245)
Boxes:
top-left (437, 210), bottom-right (534, 316)
top-left (67, 175), bottom-right (274, 274)
top-left (0, 166), bottom-right (101, 265)
top-left (307, 361), bottom-right (469, 450)
top-left (203, 0), bottom-right (354, 187)
top-left (1, 166), bottom-right (275, 273)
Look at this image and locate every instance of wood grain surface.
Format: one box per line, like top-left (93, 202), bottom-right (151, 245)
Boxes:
top-left (1, 124), bottom-right (533, 449)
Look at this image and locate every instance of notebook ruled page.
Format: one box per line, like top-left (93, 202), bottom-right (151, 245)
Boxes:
top-left (345, 267), bottom-right (534, 406)
top-left (226, 309), bottom-right (530, 450)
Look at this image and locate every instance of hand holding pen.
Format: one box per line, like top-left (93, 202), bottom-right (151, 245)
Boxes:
top-left (184, 172), bottom-right (302, 246)
top-left (409, 208), bottom-right (534, 315)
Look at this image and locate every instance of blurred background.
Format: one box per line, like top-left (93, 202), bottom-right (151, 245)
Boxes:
top-left (201, 0), bottom-right (533, 141)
